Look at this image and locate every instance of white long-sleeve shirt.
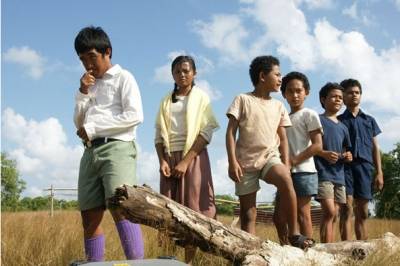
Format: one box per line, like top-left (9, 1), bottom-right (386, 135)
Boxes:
top-left (74, 64), bottom-right (143, 141)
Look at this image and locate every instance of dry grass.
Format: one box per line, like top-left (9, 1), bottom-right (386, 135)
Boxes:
top-left (1, 211), bottom-right (400, 266)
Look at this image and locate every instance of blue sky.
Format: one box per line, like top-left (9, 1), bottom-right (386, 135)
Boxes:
top-left (2, 0), bottom-right (400, 202)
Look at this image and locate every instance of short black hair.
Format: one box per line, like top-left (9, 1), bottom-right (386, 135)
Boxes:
top-left (281, 71), bottom-right (310, 95)
top-left (340, 78), bottom-right (362, 94)
top-left (74, 26), bottom-right (112, 58)
top-left (249, 55), bottom-right (280, 87)
top-left (319, 82), bottom-right (343, 109)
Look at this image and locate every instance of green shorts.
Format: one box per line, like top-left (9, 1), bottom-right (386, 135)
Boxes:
top-left (235, 154), bottom-right (282, 196)
top-left (78, 140), bottom-right (137, 211)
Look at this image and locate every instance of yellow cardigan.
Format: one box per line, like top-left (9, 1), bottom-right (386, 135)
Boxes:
top-left (155, 86), bottom-right (219, 155)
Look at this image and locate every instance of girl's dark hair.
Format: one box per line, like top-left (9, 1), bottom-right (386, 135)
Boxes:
top-left (319, 82), bottom-right (344, 109)
top-left (281, 71), bottom-right (310, 96)
top-left (340, 78), bottom-right (362, 94)
top-left (171, 55), bottom-right (196, 103)
top-left (249, 55), bottom-right (280, 86)
top-left (74, 26), bottom-right (112, 58)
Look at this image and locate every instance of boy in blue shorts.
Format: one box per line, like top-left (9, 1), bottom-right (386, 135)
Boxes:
top-left (315, 82), bottom-right (352, 243)
top-left (338, 79), bottom-right (383, 241)
top-left (281, 72), bottom-right (323, 240)
top-left (74, 26), bottom-right (144, 261)
top-left (226, 56), bottom-right (313, 249)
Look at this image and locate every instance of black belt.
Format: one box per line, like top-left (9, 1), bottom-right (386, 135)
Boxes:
top-left (84, 137), bottom-right (119, 148)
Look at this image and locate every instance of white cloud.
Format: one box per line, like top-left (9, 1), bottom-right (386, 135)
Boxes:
top-left (243, 0), bottom-right (318, 70)
top-left (136, 150), bottom-right (160, 191)
top-left (303, 0), bottom-right (334, 9)
top-left (196, 79), bottom-right (223, 101)
top-left (195, 0), bottom-right (400, 115)
top-left (9, 149), bottom-right (44, 175)
top-left (342, 2), bottom-right (358, 19)
top-left (342, 2), bottom-right (374, 26)
top-left (380, 116), bottom-right (400, 142)
top-left (192, 14), bottom-right (250, 63)
top-left (394, 0), bottom-right (400, 11)
top-left (314, 20), bottom-right (400, 114)
top-left (154, 64), bottom-right (174, 84)
top-left (209, 155), bottom-right (236, 197)
top-left (2, 108), bottom-right (83, 196)
top-left (195, 55), bottom-right (215, 75)
top-left (3, 46), bottom-right (46, 79)
top-left (191, 0), bottom-right (399, 156)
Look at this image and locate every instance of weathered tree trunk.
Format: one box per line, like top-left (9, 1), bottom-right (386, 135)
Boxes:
top-left (108, 185), bottom-right (400, 266)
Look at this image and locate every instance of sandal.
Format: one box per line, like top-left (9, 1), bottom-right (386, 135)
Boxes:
top-left (288, 234), bottom-right (315, 250)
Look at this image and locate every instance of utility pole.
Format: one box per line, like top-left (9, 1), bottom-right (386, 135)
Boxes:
top-left (43, 186), bottom-right (77, 217)
top-left (50, 184), bottom-right (54, 217)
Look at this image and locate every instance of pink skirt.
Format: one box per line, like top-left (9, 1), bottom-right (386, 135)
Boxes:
top-left (160, 149), bottom-right (216, 219)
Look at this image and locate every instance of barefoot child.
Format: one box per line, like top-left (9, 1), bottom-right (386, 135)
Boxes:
top-left (281, 71), bottom-right (323, 240)
top-left (315, 82), bottom-right (352, 243)
top-left (155, 55), bottom-right (219, 264)
top-left (226, 55), bottom-right (313, 249)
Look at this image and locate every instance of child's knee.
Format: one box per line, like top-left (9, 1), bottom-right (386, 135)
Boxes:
top-left (340, 203), bottom-right (353, 220)
top-left (357, 207), bottom-right (369, 220)
top-left (323, 208), bottom-right (337, 221)
top-left (298, 210), bottom-right (311, 223)
top-left (276, 173), bottom-right (293, 191)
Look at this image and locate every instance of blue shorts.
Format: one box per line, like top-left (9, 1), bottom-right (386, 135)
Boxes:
top-left (291, 172), bottom-right (318, 197)
top-left (345, 159), bottom-right (374, 200)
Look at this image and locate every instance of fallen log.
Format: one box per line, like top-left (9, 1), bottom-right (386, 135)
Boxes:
top-left (108, 184), bottom-right (400, 266)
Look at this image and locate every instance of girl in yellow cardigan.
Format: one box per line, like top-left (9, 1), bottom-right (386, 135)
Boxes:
top-left (154, 55), bottom-right (219, 263)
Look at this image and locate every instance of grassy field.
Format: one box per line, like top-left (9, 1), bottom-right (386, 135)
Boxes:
top-left (2, 211), bottom-right (400, 266)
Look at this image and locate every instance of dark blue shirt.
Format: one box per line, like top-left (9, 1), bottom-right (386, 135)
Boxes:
top-left (338, 109), bottom-right (381, 164)
top-left (315, 115), bottom-right (351, 185)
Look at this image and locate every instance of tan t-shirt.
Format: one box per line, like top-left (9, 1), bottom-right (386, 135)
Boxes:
top-left (227, 92), bottom-right (292, 171)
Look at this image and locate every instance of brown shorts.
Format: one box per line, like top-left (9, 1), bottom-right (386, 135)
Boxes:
top-left (316, 181), bottom-right (346, 204)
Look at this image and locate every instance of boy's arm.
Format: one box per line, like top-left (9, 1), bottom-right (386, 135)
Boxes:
top-left (226, 116), bottom-right (243, 182)
top-left (74, 93), bottom-right (90, 130)
top-left (291, 129), bottom-right (323, 167)
top-left (372, 136), bottom-right (384, 190)
top-left (315, 149), bottom-right (340, 164)
top-left (277, 126), bottom-right (289, 168)
top-left (73, 70), bottom-right (95, 130)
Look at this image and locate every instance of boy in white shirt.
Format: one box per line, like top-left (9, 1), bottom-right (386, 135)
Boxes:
top-left (74, 26), bottom-right (144, 261)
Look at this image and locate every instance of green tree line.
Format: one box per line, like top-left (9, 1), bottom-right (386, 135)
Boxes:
top-left (374, 143), bottom-right (400, 219)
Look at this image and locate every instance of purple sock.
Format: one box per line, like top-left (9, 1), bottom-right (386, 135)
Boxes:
top-left (84, 234), bottom-right (105, 262)
top-left (116, 220), bottom-right (144, 259)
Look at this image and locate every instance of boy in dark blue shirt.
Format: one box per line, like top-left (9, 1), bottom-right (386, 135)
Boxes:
top-left (315, 82), bottom-right (352, 243)
top-left (338, 79), bottom-right (383, 241)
